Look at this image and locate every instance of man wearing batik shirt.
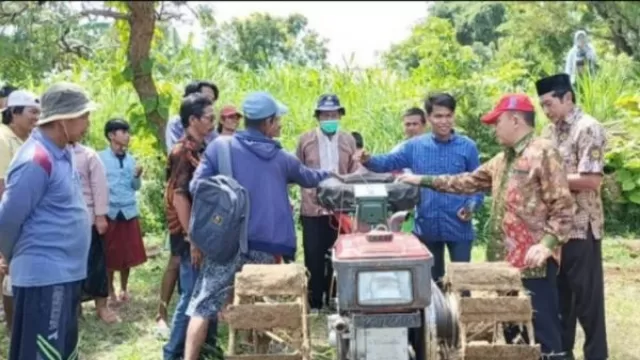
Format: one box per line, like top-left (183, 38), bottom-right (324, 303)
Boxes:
top-left (163, 93), bottom-right (217, 360)
top-left (536, 73), bottom-right (608, 360)
top-left (396, 94), bottom-right (575, 360)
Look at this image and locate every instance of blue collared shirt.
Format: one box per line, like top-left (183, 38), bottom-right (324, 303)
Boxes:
top-left (365, 132), bottom-right (484, 243)
top-left (98, 148), bottom-right (141, 220)
top-left (0, 129), bottom-right (91, 287)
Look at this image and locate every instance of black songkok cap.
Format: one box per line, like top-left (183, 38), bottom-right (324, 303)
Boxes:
top-left (535, 73), bottom-right (572, 97)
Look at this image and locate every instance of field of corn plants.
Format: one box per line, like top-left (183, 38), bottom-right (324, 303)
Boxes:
top-left (22, 42), bottom-right (638, 239)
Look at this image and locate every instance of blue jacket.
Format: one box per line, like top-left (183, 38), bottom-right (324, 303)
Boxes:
top-left (365, 132), bottom-right (484, 243)
top-left (98, 148), bottom-right (141, 220)
top-left (0, 129), bottom-right (91, 287)
top-left (190, 129), bottom-right (330, 257)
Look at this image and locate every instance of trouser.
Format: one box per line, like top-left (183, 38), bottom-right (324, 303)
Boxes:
top-left (10, 280), bottom-right (82, 360)
top-left (504, 261), bottom-right (565, 359)
top-left (422, 239), bottom-right (472, 287)
top-left (301, 215), bottom-right (338, 310)
top-left (557, 227), bottom-right (608, 360)
top-left (163, 246), bottom-right (217, 360)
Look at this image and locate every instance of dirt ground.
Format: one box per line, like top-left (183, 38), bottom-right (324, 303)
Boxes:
top-left (0, 236), bottom-right (638, 359)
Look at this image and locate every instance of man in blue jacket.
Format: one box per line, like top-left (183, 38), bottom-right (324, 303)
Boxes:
top-left (183, 91), bottom-right (335, 360)
top-left (356, 93), bottom-right (484, 287)
top-left (0, 82), bottom-right (93, 360)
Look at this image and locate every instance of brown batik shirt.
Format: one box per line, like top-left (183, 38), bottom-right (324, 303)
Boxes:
top-left (421, 133), bottom-right (575, 278)
top-left (540, 107), bottom-right (607, 240)
top-left (165, 134), bottom-right (204, 236)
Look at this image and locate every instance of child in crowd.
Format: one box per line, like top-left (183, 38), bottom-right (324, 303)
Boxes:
top-left (99, 119), bottom-right (148, 304)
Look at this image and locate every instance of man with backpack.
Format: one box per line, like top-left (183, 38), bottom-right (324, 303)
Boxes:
top-left (183, 91), bottom-right (337, 360)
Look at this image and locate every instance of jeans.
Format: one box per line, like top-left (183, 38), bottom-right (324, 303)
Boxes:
top-left (163, 250), bottom-right (218, 360)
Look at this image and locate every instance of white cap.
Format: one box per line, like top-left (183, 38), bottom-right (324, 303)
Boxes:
top-left (2, 90), bottom-right (40, 111)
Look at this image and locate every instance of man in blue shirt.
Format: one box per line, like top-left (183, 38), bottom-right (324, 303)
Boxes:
top-left (0, 82), bottom-right (93, 360)
top-left (165, 81), bottom-right (219, 153)
top-left (183, 92), bottom-right (335, 360)
top-left (356, 93), bottom-right (484, 286)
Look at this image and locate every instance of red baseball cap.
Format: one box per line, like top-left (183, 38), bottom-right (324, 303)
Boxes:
top-left (481, 93), bottom-right (535, 125)
top-left (220, 105), bottom-right (241, 117)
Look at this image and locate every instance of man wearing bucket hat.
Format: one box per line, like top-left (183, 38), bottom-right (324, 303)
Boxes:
top-left (536, 73), bottom-right (608, 360)
top-left (295, 93), bottom-right (359, 312)
top-left (0, 89), bottom-right (41, 332)
top-left (183, 91), bottom-right (336, 359)
top-left (396, 93), bottom-right (575, 359)
top-left (0, 82), bottom-right (94, 360)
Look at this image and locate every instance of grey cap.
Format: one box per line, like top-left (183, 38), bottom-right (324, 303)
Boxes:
top-left (37, 82), bottom-right (97, 125)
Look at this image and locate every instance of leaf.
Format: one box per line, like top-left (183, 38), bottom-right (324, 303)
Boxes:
top-left (616, 168), bottom-right (632, 182)
top-left (625, 158), bottom-right (640, 170)
top-left (141, 96), bottom-right (158, 115)
top-left (141, 57), bottom-right (154, 75)
top-left (628, 190), bottom-right (640, 205)
top-left (121, 65), bottom-right (134, 82)
top-left (622, 180), bottom-right (636, 192)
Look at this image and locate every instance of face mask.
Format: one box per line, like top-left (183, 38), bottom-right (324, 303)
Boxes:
top-left (320, 119), bottom-right (339, 134)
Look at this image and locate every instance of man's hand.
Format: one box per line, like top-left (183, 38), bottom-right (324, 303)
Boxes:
top-left (135, 165), bottom-right (143, 178)
top-left (95, 215), bottom-right (109, 235)
top-left (457, 207), bottom-right (472, 222)
top-left (0, 256), bottom-right (8, 276)
top-left (395, 173), bottom-right (423, 186)
top-left (524, 244), bottom-right (552, 268)
top-left (353, 149), bottom-right (370, 164)
top-left (330, 172), bottom-right (346, 182)
top-left (190, 244), bottom-right (203, 269)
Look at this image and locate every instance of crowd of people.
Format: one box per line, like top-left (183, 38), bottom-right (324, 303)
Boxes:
top-left (0, 70), bottom-right (608, 360)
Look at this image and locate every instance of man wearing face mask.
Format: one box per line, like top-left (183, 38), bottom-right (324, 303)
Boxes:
top-left (396, 93), bottom-right (575, 360)
top-left (0, 89), bottom-right (41, 333)
top-left (295, 94), bottom-right (359, 312)
top-left (0, 82), bottom-right (94, 360)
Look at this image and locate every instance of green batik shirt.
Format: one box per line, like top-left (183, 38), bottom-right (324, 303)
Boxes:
top-left (420, 133), bottom-right (575, 278)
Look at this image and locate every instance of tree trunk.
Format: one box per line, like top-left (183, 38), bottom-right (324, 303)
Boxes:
top-left (126, 1), bottom-right (166, 143)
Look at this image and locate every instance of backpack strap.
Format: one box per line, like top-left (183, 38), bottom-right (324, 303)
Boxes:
top-left (215, 136), bottom-right (250, 255)
top-left (216, 136), bottom-right (233, 177)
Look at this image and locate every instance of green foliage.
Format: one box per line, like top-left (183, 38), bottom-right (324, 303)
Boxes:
top-left (0, 1), bottom-right (109, 85)
top-left (429, 1), bottom-right (507, 46)
top-left (3, 2), bottom-right (640, 238)
top-left (207, 12), bottom-right (330, 71)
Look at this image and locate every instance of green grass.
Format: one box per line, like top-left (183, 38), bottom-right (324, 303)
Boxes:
top-left (1, 236), bottom-right (639, 359)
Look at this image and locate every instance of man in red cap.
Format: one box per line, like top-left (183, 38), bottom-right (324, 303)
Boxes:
top-left (396, 93), bottom-right (575, 359)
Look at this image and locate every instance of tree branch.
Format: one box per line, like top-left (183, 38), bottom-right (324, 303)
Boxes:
top-left (80, 9), bottom-right (130, 21)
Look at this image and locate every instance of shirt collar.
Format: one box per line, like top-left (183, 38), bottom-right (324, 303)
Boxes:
top-left (557, 106), bottom-right (582, 128)
top-left (505, 131), bottom-right (534, 160)
top-left (183, 133), bottom-right (205, 152)
top-left (31, 128), bottom-right (68, 160)
top-left (429, 130), bottom-right (457, 143)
